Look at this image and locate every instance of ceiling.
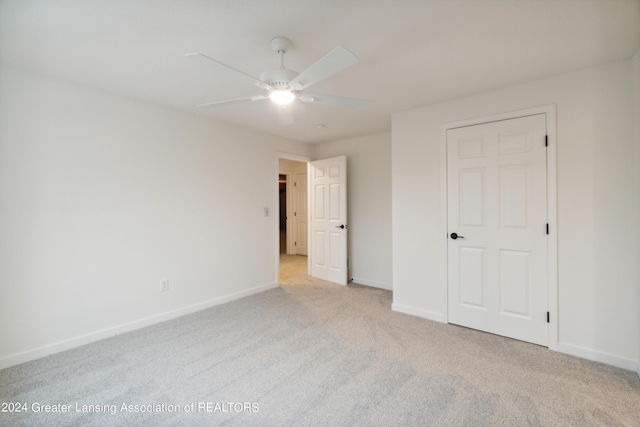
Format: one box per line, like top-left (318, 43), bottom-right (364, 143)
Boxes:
top-left (1, 0), bottom-right (639, 144)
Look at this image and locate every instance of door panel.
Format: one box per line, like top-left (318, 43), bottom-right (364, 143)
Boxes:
top-left (499, 250), bottom-right (530, 317)
top-left (459, 168), bottom-right (485, 226)
top-left (315, 185), bottom-right (325, 219)
top-left (459, 247), bottom-right (486, 309)
top-left (310, 156), bottom-right (347, 285)
top-left (330, 232), bottom-right (341, 269)
top-left (500, 166), bottom-right (529, 228)
top-left (447, 114), bottom-right (547, 346)
top-left (314, 230), bottom-right (325, 266)
top-left (330, 183), bottom-right (341, 219)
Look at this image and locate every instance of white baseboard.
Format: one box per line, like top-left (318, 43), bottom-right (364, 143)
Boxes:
top-left (350, 277), bottom-right (392, 291)
top-left (0, 281), bottom-right (278, 371)
top-left (556, 342), bottom-right (638, 372)
top-left (392, 303), bottom-right (445, 323)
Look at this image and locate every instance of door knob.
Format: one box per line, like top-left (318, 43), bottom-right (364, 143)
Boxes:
top-left (450, 232), bottom-right (464, 240)
top-left (335, 224), bottom-right (346, 229)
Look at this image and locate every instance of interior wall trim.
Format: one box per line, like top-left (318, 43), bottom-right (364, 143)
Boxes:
top-left (351, 277), bottom-right (392, 291)
top-left (0, 281), bottom-right (278, 370)
top-left (557, 342), bottom-right (638, 372)
top-left (392, 303), bottom-right (444, 323)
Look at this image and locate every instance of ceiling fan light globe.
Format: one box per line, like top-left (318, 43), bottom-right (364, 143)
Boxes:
top-left (270, 90), bottom-right (295, 105)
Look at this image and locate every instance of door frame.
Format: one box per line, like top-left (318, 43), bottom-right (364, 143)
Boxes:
top-left (439, 105), bottom-right (558, 350)
top-left (276, 152), bottom-right (311, 282)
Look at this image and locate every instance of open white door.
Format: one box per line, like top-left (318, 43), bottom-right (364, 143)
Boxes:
top-left (310, 156), bottom-right (348, 285)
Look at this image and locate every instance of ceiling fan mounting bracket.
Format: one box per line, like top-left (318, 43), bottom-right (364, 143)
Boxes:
top-left (271, 36), bottom-right (292, 53)
top-left (260, 67), bottom-right (298, 87)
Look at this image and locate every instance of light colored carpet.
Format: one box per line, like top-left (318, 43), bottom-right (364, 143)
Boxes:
top-left (1, 275), bottom-right (639, 426)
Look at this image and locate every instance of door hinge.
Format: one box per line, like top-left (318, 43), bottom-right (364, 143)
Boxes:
top-left (294, 212), bottom-right (297, 216)
top-left (545, 135), bottom-right (548, 147)
top-left (547, 311), bottom-right (550, 323)
top-left (546, 223), bottom-right (549, 235)
top-left (294, 242), bottom-right (297, 246)
top-left (294, 182), bottom-right (297, 186)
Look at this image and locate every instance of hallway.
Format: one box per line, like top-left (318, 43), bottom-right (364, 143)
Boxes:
top-left (279, 253), bottom-right (308, 285)
top-left (279, 230), bottom-right (308, 284)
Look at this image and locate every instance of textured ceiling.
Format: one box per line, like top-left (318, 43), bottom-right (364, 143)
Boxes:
top-left (1, 0), bottom-right (639, 143)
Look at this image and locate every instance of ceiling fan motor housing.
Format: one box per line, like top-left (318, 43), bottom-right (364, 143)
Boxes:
top-left (260, 67), bottom-right (298, 90)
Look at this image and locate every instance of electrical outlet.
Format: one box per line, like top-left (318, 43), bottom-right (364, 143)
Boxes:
top-left (161, 279), bottom-right (169, 292)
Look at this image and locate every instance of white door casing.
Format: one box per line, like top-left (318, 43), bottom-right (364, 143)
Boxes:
top-left (295, 172), bottom-right (308, 256)
top-left (447, 114), bottom-right (548, 346)
top-left (310, 156), bottom-right (348, 285)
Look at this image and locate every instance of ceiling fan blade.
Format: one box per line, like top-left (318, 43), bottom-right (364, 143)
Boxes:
top-left (196, 95), bottom-right (267, 108)
top-left (185, 52), bottom-right (272, 92)
top-left (288, 46), bottom-right (358, 91)
top-left (299, 94), bottom-right (370, 110)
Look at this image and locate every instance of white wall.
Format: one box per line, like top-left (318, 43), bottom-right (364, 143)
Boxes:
top-left (314, 133), bottom-right (392, 290)
top-left (392, 58), bottom-right (639, 370)
top-left (0, 67), bottom-right (312, 368)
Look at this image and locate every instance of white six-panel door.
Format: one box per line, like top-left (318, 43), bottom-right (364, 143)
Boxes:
top-left (310, 156), bottom-right (348, 285)
top-left (447, 114), bottom-right (548, 346)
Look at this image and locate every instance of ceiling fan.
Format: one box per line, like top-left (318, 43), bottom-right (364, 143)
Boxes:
top-left (185, 37), bottom-right (370, 115)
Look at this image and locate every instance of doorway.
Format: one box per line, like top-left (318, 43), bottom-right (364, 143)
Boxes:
top-left (276, 154), bottom-right (350, 287)
top-left (278, 157), bottom-right (309, 284)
